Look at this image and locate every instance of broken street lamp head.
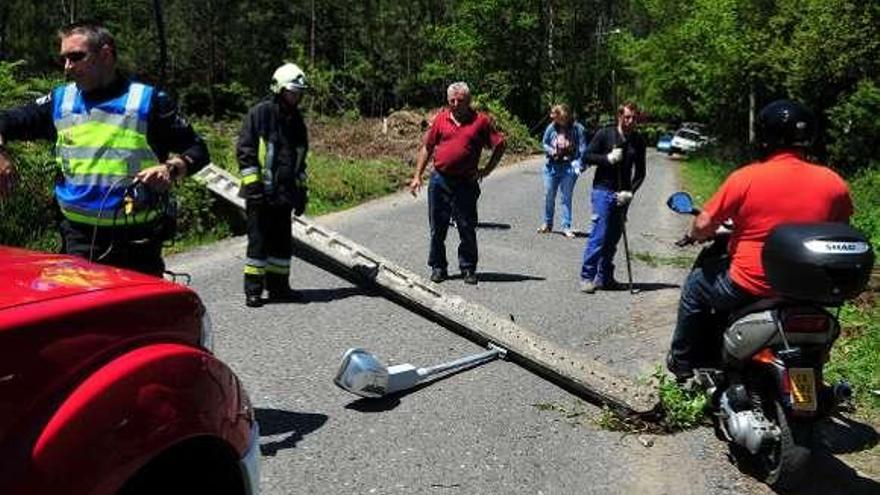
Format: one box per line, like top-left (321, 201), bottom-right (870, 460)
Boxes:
top-left (334, 348), bottom-right (390, 398)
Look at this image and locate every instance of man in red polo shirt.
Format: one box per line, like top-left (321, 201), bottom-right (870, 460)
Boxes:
top-left (667, 100), bottom-right (853, 380)
top-left (408, 82), bottom-right (506, 285)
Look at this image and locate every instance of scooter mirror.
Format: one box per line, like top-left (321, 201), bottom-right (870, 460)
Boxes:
top-left (333, 348), bottom-right (389, 398)
top-left (667, 192), bottom-right (696, 215)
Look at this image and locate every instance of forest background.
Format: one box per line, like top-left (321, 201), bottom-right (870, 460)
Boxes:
top-left (1, 0), bottom-right (878, 414)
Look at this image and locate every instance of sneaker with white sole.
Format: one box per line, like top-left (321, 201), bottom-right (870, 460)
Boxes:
top-left (562, 228), bottom-right (576, 238)
top-left (579, 280), bottom-right (597, 293)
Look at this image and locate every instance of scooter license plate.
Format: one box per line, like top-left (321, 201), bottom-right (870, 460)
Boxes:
top-left (789, 368), bottom-right (817, 412)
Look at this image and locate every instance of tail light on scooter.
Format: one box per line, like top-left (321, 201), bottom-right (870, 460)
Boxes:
top-left (782, 312), bottom-right (831, 333)
top-left (751, 348), bottom-right (779, 365)
top-left (752, 348), bottom-right (793, 401)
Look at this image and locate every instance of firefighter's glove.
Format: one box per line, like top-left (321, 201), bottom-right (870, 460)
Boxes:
top-left (606, 148), bottom-right (623, 165)
top-left (292, 186), bottom-right (308, 217)
top-left (615, 190), bottom-right (633, 207)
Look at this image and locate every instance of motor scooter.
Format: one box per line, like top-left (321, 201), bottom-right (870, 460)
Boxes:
top-left (666, 191), bottom-right (874, 489)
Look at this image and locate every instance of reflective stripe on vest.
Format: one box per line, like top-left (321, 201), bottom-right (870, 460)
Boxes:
top-left (53, 82), bottom-right (161, 225)
top-left (258, 137), bottom-right (275, 192)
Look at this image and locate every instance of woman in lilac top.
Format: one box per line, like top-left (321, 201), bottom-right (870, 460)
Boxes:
top-left (538, 104), bottom-right (588, 238)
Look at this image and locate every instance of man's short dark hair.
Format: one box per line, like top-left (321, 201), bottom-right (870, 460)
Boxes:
top-left (617, 102), bottom-right (638, 115)
top-left (59, 20), bottom-right (117, 59)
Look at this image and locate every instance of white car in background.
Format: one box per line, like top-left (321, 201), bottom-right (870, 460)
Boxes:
top-left (669, 127), bottom-right (710, 155)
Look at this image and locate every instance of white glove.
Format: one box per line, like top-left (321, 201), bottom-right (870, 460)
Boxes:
top-left (571, 160), bottom-right (584, 175)
top-left (615, 190), bottom-right (633, 206)
top-left (606, 148), bottom-right (623, 165)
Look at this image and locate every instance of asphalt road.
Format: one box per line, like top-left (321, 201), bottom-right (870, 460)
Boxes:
top-left (170, 150), bottom-right (876, 494)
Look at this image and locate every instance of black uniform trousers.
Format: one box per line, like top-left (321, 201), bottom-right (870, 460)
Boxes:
top-left (60, 219), bottom-right (165, 276)
top-left (244, 201), bottom-right (294, 296)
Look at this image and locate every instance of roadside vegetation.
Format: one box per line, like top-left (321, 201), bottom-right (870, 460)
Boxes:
top-left (652, 368), bottom-right (708, 430)
top-left (631, 251), bottom-right (694, 269)
top-left (0, 61), bottom-right (537, 253)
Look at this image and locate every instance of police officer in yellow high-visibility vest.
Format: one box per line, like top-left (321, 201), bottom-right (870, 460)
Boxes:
top-left (0, 21), bottom-right (208, 276)
top-left (237, 63), bottom-right (309, 308)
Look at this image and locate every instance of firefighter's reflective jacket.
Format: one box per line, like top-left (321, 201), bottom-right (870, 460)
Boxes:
top-left (236, 96), bottom-right (308, 205)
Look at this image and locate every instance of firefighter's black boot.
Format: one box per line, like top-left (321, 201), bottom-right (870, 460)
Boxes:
top-left (245, 274), bottom-right (264, 308)
top-left (266, 273), bottom-right (302, 302)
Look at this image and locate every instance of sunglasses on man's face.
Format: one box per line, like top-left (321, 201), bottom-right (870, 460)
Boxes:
top-left (59, 51), bottom-right (90, 64)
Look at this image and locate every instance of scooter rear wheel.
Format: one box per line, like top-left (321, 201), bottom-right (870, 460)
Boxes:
top-left (749, 399), bottom-right (812, 490)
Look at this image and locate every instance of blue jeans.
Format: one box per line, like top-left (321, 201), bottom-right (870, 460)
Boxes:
top-left (542, 162), bottom-right (578, 229)
top-left (428, 172), bottom-right (480, 271)
top-left (669, 260), bottom-right (758, 369)
top-left (580, 187), bottom-right (627, 284)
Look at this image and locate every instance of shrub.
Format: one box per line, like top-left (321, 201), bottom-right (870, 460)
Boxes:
top-left (0, 62), bottom-right (63, 251)
top-left (849, 166), bottom-right (880, 251)
top-left (0, 61), bottom-right (60, 108)
top-left (0, 142), bottom-right (59, 251)
top-left (640, 122), bottom-right (674, 145)
top-left (826, 79), bottom-right (880, 173)
top-left (653, 368), bottom-right (708, 431)
top-left (179, 82), bottom-right (255, 119)
top-left (472, 96), bottom-right (539, 153)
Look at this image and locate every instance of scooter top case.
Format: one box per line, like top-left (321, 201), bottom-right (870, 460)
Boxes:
top-left (763, 222), bottom-right (874, 305)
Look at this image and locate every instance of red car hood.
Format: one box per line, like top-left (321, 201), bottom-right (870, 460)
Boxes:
top-left (0, 246), bottom-right (164, 310)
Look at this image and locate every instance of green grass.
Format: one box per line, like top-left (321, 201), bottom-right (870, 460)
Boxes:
top-left (632, 250), bottom-right (695, 269)
top-left (679, 156), bottom-right (732, 202)
top-left (531, 401), bottom-right (591, 427)
top-left (653, 367), bottom-right (709, 431)
top-left (194, 116), bottom-right (412, 217)
top-left (826, 301), bottom-right (880, 419)
top-left (307, 154), bottom-right (410, 215)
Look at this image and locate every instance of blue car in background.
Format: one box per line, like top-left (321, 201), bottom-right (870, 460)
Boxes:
top-left (656, 133), bottom-right (673, 153)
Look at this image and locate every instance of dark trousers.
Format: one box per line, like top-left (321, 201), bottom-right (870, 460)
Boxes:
top-left (580, 187), bottom-right (627, 284)
top-left (245, 202), bottom-right (293, 296)
top-left (670, 260), bottom-right (758, 369)
top-left (427, 172), bottom-right (480, 271)
top-left (60, 219), bottom-right (165, 276)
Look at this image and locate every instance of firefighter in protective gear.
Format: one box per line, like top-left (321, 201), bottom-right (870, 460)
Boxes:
top-left (237, 63), bottom-right (310, 307)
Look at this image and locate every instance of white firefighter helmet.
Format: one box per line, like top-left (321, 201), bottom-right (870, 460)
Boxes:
top-left (270, 63), bottom-right (308, 94)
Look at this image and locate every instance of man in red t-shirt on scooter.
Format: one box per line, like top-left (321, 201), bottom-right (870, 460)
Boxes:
top-left (667, 100), bottom-right (854, 381)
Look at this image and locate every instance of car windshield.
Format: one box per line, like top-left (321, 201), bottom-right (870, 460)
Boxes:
top-left (676, 130), bottom-right (701, 141)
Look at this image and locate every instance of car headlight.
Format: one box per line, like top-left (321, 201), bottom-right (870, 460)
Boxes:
top-left (200, 307), bottom-right (214, 352)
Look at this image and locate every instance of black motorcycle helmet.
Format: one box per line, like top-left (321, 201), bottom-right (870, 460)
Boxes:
top-left (755, 99), bottom-right (816, 152)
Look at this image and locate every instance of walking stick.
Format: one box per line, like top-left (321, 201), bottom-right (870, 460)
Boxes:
top-left (614, 135), bottom-right (636, 295)
top-left (619, 207), bottom-right (635, 294)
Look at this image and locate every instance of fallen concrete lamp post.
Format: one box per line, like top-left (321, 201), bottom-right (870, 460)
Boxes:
top-left (334, 344), bottom-right (507, 398)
